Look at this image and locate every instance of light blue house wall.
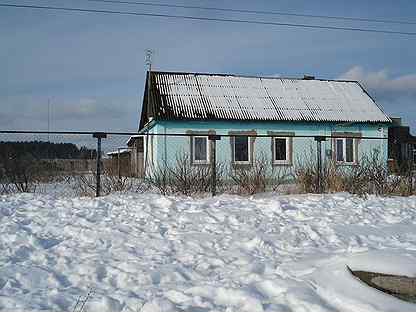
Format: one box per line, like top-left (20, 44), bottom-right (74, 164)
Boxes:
top-left (143, 120), bottom-right (389, 173)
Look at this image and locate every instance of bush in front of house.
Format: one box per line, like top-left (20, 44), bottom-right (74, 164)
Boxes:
top-left (228, 154), bottom-right (292, 195)
top-left (294, 149), bottom-right (415, 197)
top-left (145, 152), bottom-right (225, 196)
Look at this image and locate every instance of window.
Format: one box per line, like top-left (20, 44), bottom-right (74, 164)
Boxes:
top-left (233, 136), bottom-right (250, 164)
top-left (335, 138), bottom-right (356, 164)
top-left (273, 137), bottom-right (291, 164)
top-left (336, 139), bottom-right (344, 162)
top-left (192, 136), bottom-right (209, 164)
top-left (413, 146), bottom-right (416, 163)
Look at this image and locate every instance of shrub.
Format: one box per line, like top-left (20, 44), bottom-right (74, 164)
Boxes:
top-left (146, 152), bottom-right (225, 196)
top-left (293, 150), bottom-right (320, 193)
top-left (229, 156), bottom-right (268, 195)
top-left (72, 165), bottom-right (146, 197)
top-left (228, 154), bottom-right (292, 195)
top-left (0, 154), bottom-right (40, 193)
top-left (294, 149), bottom-right (415, 197)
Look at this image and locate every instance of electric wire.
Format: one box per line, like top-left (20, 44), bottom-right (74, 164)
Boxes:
top-left (77, 0), bottom-right (416, 26)
top-left (1, 3), bottom-right (416, 36)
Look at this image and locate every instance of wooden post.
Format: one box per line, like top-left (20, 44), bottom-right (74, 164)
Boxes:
top-left (93, 132), bottom-right (107, 197)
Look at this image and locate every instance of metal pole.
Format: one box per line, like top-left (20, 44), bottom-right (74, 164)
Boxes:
top-left (314, 136), bottom-right (326, 194)
top-left (211, 139), bottom-right (216, 196)
top-left (317, 140), bottom-right (322, 193)
top-left (209, 134), bottom-right (220, 196)
top-left (93, 132), bottom-right (107, 197)
top-left (47, 98), bottom-right (50, 142)
top-left (96, 137), bottom-right (102, 197)
top-left (117, 148), bottom-right (121, 179)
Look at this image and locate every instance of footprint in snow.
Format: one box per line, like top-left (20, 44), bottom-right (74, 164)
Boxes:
top-left (36, 237), bottom-right (62, 249)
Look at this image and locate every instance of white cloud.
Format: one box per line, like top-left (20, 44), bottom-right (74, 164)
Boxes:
top-left (339, 66), bottom-right (416, 97)
top-left (339, 66), bottom-right (416, 129)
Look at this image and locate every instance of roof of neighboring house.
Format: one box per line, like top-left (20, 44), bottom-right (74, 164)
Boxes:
top-left (126, 135), bottom-right (143, 146)
top-left (139, 71), bottom-right (391, 129)
top-left (107, 148), bottom-right (131, 156)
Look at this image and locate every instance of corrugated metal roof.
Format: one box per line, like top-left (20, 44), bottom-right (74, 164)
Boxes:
top-left (144, 71), bottom-right (391, 124)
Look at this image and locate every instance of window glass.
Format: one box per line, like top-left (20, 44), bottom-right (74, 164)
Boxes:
top-left (275, 138), bottom-right (287, 161)
top-left (336, 139), bottom-right (344, 162)
top-left (194, 137), bottom-right (207, 162)
top-left (234, 136), bottom-right (249, 162)
top-left (345, 138), bottom-right (354, 163)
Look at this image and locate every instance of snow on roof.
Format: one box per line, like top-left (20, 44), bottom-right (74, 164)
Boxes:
top-left (146, 72), bottom-right (391, 123)
top-left (106, 148), bottom-right (131, 156)
top-left (126, 135), bottom-right (144, 146)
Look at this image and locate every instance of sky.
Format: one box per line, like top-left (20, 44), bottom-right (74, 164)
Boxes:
top-left (1, 0), bottom-right (416, 133)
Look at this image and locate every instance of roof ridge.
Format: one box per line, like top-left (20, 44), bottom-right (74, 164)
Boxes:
top-left (149, 70), bottom-right (359, 83)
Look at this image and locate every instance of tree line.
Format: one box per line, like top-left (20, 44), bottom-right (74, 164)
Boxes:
top-left (0, 141), bottom-right (97, 161)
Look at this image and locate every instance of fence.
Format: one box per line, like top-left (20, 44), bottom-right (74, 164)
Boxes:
top-left (0, 130), bottom-right (413, 197)
top-left (0, 131), bottom-right (133, 197)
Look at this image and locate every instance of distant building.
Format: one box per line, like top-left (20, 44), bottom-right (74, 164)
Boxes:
top-left (388, 118), bottom-right (416, 169)
top-left (106, 148), bottom-right (133, 177)
top-left (130, 71), bottom-right (391, 177)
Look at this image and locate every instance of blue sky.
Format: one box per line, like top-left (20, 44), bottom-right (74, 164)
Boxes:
top-left (1, 0), bottom-right (416, 132)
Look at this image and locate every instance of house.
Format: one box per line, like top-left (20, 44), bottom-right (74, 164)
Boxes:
top-left (127, 135), bottom-right (145, 177)
top-left (388, 117), bottom-right (416, 170)
top-left (106, 148), bottom-right (132, 177)
top-left (130, 71), bottom-right (391, 177)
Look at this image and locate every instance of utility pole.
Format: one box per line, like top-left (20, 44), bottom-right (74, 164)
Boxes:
top-left (47, 98), bottom-right (51, 159)
top-left (47, 98), bottom-right (51, 142)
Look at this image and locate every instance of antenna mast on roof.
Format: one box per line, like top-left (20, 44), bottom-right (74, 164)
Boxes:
top-left (145, 48), bottom-right (154, 72)
top-left (144, 49), bottom-right (155, 176)
top-left (144, 49), bottom-right (155, 118)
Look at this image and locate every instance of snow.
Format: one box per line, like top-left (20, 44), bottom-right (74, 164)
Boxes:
top-left (107, 149), bottom-right (131, 156)
top-left (1, 192), bottom-right (416, 311)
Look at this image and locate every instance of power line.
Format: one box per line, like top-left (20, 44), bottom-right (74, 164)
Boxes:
top-left (78, 0), bottom-right (416, 26)
top-left (1, 3), bottom-right (416, 36)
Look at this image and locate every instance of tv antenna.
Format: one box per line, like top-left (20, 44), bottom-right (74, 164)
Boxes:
top-left (144, 48), bottom-right (155, 175)
top-left (145, 49), bottom-right (155, 71)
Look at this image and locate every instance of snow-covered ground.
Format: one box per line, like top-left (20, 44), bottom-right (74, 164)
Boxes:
top-left (1, 192), bottom-right (416, 312)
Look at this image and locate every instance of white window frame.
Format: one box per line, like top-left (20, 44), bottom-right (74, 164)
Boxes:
top-left (273, 137), bottom-right (290, 165)
top-left (192, 136), bottom-right (210, 164)
top-left (233, 136), bottom-right (251, 165)
top-left (335, 138), bottom-right (356, 165)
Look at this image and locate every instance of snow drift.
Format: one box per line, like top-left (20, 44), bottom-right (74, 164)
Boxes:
top-left (1, 192), bottom-right (416, 311)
